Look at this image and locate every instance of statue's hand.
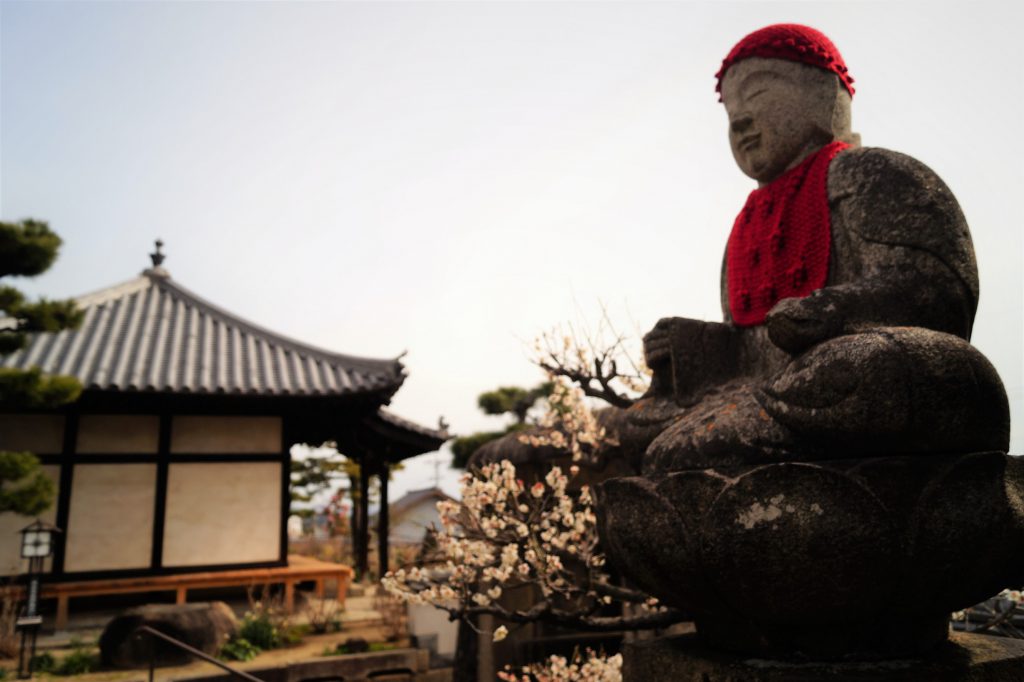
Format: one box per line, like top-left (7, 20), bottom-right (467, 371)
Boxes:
top-left (643, 318), bottom-right (675, 369)
top-left (766, 293), bottom-right (844, 355)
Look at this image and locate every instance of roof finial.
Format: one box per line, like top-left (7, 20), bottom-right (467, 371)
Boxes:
top-left (150, 239), bottom-right (165, 267)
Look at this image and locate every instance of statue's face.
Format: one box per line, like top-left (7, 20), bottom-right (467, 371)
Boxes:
top-left (721, 58), bottom-right (835, 184)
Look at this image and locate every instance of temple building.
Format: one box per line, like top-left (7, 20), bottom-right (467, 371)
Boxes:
top-left (0, 243), bottom-right (446, 624)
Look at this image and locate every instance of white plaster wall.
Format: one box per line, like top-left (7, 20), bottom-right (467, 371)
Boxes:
top-left (391, 503), bottom-right (442, 544)
top-left (0, 415), bottom-right (65, 454)
top-left (170, 416), bottom-right (282, 454)
top-left (409, 603), bottom-right (459, 658)
top-left (77, 415), bottom-right (159, 454)
top-left (162, 462), bottom-right (281, 566)
top-left (64, 464), bottom-right (156, 571)
top-left (0, 465), bottom-right (60, 575)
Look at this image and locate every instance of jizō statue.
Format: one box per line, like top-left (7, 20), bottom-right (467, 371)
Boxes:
top-left (596, 24), bottom-right (1024, 661)
top-left (610, 23), bottom-right (1006, 471)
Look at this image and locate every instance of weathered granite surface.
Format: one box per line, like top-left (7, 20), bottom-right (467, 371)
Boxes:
top-left (592, 39), bottom-right (1024, 661)
top-left (624, 632), bottom-right (1024, 682)
top-left (599, 452), bottom-right (1024, 658)
top-left (626, 54), bottom-right (989, 465)
top-left (631, 143), bottom-right (994, 468)
top-left (474, 29), bottom-right (1024, 664)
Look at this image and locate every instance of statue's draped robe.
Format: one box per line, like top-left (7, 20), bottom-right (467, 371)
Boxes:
top-left (638, 146), bottom-right (1002, 474)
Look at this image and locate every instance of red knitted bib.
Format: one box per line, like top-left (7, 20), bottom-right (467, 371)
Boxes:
top-left (726, 140), bottom-right (849, 326)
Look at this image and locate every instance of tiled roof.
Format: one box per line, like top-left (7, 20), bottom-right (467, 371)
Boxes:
top-left (389, 487), bottom-right (453, 517)
top-left (2, 268), bottom-right (405, 397)
top-left (376, 408), bottom-right (450, 441)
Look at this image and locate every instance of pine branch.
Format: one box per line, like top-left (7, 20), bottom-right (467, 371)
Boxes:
top-left (14, 299), bottom-right (83, 333)
top-left (0, 332), bottom-right (27, 355)
top-left (0, 219), bottom-right (62, 278)
top-left (0, 367), bottom-right (82, 409)
top-left (0, 451), bottom-right (56, 516)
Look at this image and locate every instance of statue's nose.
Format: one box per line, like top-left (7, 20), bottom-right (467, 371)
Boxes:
top-left (731, 114), bottom-right (753, 134)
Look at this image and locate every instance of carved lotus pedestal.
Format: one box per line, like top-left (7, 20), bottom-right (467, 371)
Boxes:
top-left (597, 451), bottom-right (1024, 661)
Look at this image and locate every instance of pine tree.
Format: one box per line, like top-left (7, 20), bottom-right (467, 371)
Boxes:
top-left (450, 382), bottom-right (552, 469)
top-left (0, 219), bottom-right (83, 515)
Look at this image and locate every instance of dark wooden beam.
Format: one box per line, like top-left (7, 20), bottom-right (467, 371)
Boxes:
top-left (51, 410), bottom-right (78, 576)
top-left (279, 418), bottom-right (291, 566)
top-left (377, 461), bottom-right (390, 578)
top-left (150, 414), bottom-right (171, 569)
top-left (355, 461), bottom-right (370, 580)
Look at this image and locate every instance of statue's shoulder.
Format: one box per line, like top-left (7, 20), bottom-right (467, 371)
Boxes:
top-left (829, 146), bottom-right (958, 208)
top-left (828, 146), bottom-right (977, 301)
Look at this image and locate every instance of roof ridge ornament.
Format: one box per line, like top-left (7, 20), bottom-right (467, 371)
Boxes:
top-left (150, 239), bottom-right (165, 267)
top-left (143, 239), bottom-right (170, 279)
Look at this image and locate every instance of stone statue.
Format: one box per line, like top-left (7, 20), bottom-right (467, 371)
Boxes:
top-left (594, 24), bottom-right (1024, 661)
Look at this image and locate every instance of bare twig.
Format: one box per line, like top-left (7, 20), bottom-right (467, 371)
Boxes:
top-left (591, 580), bottom-right (654, 605)
top-left (456, 602), bottom-right (687, 632)
top-left (534, 309), bottom-right (649, 410)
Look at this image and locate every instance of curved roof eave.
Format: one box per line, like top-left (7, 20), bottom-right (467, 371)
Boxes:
top-left (1, 270), bottom-right (406, 398)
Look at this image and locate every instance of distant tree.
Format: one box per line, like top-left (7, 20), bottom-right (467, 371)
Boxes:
top-left (449, 382), bottom-right (552, 469)
top-left (290, 452), bottom-right (349, 519)
top-left (476, 384), bottom-right (552, 424)
top-left (450, 429), bottom-right (514, 470)
top-left (0, 219), bottom-right (83, 515)
top-left (290, 444), bottom-right (402, 538)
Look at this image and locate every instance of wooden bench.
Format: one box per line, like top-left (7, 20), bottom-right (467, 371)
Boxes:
top-left (7, 555), bottom-right (352, 630)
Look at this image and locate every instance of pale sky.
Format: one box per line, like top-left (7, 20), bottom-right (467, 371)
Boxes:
top-left (2, 1), bottom-right (1022, 501)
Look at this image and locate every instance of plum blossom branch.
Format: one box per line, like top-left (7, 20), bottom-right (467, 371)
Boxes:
top-left (381, 459), bottom-right (683, 635)
top-left (517, 379), bottom-right (614, 466)
top-left (498, 649), bottom-right (623, 682)
top-left (534, 309), bottom-right (650, 409)
top-left (953, 588), bottom-right (1023, 638)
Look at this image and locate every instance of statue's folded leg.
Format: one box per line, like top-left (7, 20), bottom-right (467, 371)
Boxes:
top-left (641, 327), bottom-right (1009, 474)
top-left (758, 327), bottom-right (1010, 457)
top-left (642, 383), bottom-right (796, 473)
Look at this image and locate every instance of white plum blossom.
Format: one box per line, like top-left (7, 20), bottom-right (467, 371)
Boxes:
top-left (519, 378), bottom-right (614, 464)
top-left (381, 330), bottom-right (682, 674)
top-left (382, 458), bottom-right (609, 624)
top-left (497, 650), bottom-right (623, 682)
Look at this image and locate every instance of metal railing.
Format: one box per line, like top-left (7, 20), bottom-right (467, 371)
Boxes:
top-left (135, 625), bottom-right (264, 682)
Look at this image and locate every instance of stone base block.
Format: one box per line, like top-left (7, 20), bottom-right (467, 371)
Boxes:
top-left (623, 632), bottom-right (1024, 681)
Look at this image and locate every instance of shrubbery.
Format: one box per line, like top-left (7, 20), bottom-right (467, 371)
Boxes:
top-left (219, 637), bottom-right (260, 662)
top-left (55, 647), bottom-right (99, 676)
top-left (29, 652), bottom-right (55, 673)
top-left (219, 598), bottom-right (309, 662)
top-left (239, 612), bottom-right (279, 650)
top-left (29, 640), bottom-right (99, 676)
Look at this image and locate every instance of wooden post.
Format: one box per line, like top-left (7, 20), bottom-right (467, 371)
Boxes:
top-left (477, 613), bottom-right (495, 682)
top-left (336, 572), bottom-right (349, 606)
top-left (356, 462), bottom-right (370, 580)
top-left (377, 461), bottom-right (390, 577)
top-left (284, 581), bottom-right (295, 612)
top-left (55, 595), bottom-right (69, 631)
top-left (175, 587), bottom-right (187, 604)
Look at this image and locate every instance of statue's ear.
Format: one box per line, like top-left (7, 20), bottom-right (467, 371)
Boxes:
top-left (830, 82), bottom-right (859, 147)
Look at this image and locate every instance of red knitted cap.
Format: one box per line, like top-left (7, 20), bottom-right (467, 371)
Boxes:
top-left (715, 24), bottom-right (855, 102)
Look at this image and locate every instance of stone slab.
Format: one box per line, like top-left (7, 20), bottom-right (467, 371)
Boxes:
top-left (623, 632), bottom-right (1024, 681)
